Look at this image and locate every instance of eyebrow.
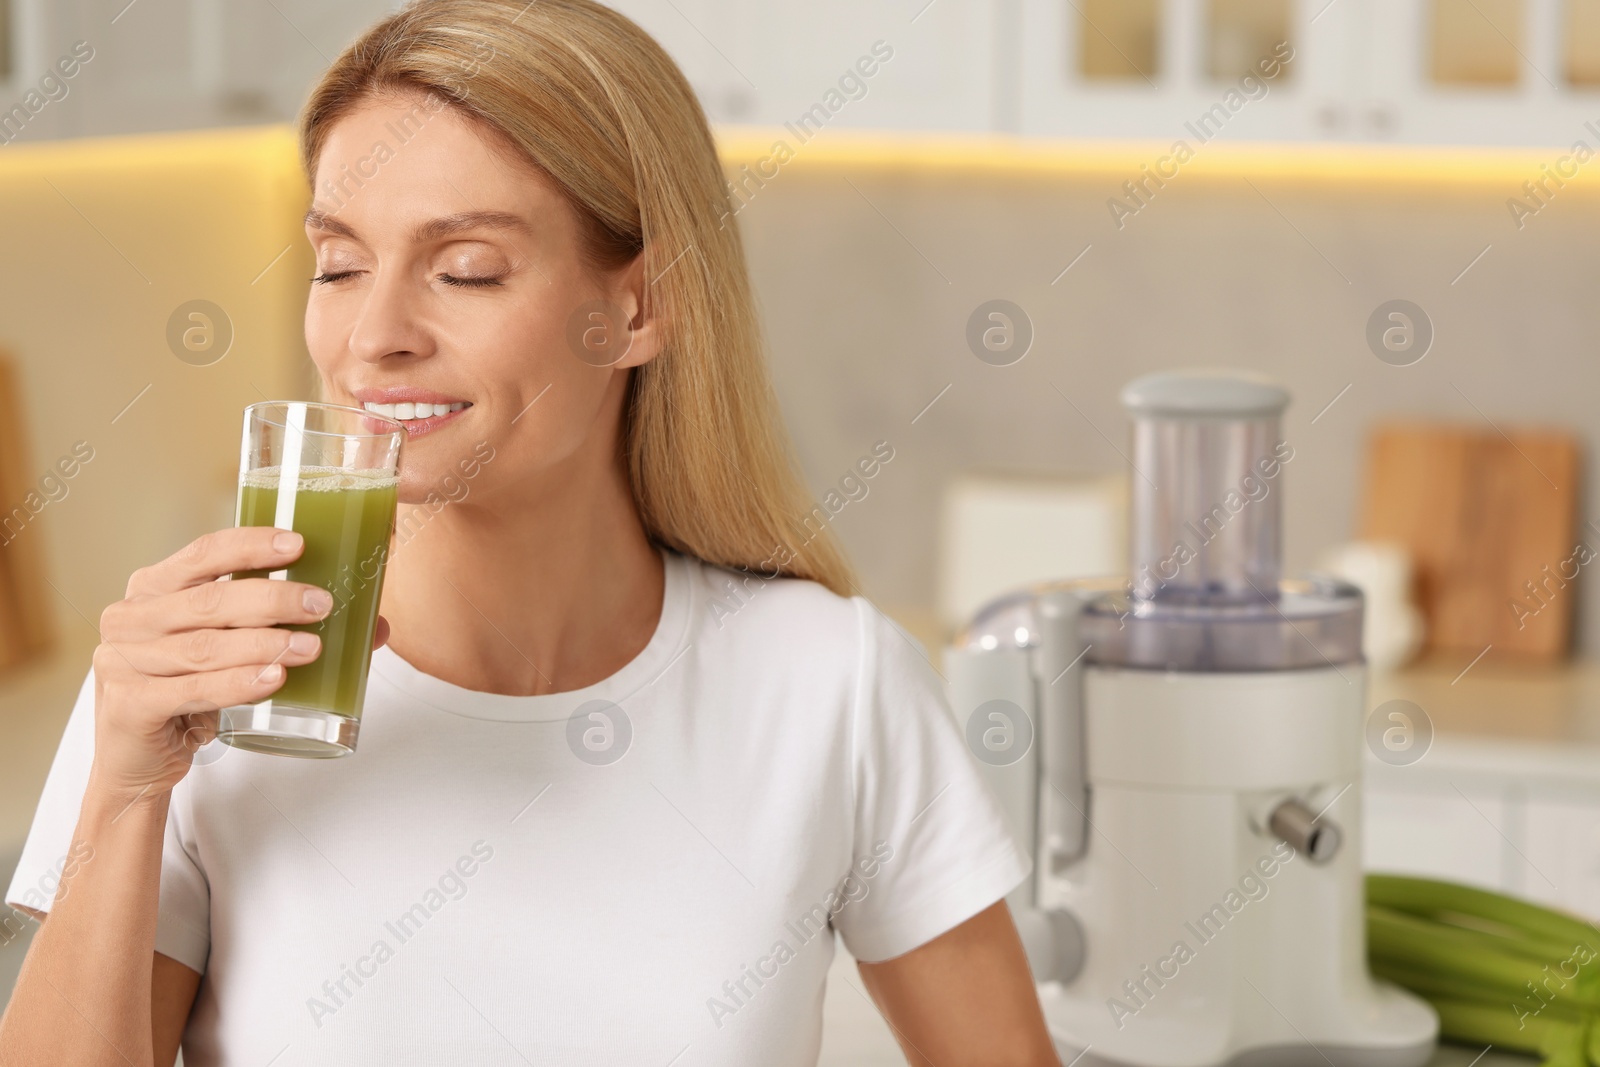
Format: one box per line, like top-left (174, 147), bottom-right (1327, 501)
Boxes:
top-left (303, 208), bottom-right (536, 242)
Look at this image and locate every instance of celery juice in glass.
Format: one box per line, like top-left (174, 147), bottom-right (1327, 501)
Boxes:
top-left (220, 402), bottom-right (404, 758)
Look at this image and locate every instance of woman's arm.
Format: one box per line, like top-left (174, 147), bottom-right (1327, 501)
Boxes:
top-left (153, 953), bottom-right (203, 1067)
top-left (0, 526), bottom-right (333, 1066)
top-left (857, 900), bottom-right (1060, 1067)
top-left (0, 784), bottom-right (199, 1067)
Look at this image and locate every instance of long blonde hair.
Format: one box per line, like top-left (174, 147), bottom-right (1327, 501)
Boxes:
top-left (298, 0), bottom-right (858, 597)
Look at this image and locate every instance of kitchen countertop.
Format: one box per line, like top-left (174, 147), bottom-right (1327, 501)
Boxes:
top-left (901, 601), bottom-right (1600, 750)
top-left (1369, 652), bottom-right (1600, 745)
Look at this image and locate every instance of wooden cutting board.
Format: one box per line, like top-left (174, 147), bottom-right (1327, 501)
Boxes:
top-left (0, 351), bottom-right (54, 673)
top-left (1360, 422), bottom-right (1582, 663)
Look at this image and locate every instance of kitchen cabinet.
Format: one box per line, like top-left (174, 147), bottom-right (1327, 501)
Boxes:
top-left (1018, 0), bottom-right (1600, 145)
top-left (1363, 777), bottom-right (1514, 891)
top-left (7, 0), bottom-right (1600, 147)
top-left (1523, 795), bottom-right (1600, 908)
top-left (1364, 659), bottom-right (1600, 921)
top-left (604, 0), bottom-right (1000, 132)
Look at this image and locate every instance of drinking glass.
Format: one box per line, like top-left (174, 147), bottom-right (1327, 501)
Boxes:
top-left (219, 401), bottom-right (404, 758)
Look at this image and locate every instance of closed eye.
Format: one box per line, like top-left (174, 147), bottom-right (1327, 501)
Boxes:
top-left (310, 270), bottom-right (505, 287)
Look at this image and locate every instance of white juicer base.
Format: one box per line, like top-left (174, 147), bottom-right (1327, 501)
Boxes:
top-left (1031, 666), bottom-right (1437, 1067)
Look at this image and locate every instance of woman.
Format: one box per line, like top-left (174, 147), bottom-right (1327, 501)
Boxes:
top-left (0, 1), bottom-right (1056, 1064)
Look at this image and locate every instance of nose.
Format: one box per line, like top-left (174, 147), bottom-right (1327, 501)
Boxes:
top-left (347, 265), bottom-right (434, 365)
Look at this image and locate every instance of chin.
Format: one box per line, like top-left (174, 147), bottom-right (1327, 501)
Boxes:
top-left (393, 438), bottom-right (499, 518)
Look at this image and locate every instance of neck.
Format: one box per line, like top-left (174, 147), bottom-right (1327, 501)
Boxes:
top-left (378, 441), bottom-right (665, 698)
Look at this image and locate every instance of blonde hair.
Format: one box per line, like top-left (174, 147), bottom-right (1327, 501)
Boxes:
top-left (298, 0), bottom-right (858, 597)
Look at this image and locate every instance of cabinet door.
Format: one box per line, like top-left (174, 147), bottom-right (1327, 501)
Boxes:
top-left (604, 0), bottom-right (762, 123)
top-left (829, 0), bottom-right (999, 132)
top-left (1016, 0), bottom-right (1344, 141)
top-left (1364, 784), bottom-right (1514, 891)
top-left (1361, 0), bottom-right (1593, 145)
top-left (1522, 796), bottom-right (1600, 919)
top-left (606, 0), bottom-right (998, 133)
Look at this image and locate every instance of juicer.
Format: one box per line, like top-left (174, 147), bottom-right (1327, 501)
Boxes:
top-left (945, 370), bottom-right (1437, 1067)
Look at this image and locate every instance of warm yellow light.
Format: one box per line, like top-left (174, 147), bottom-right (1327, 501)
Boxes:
top-left (713, 125), bottom-right (1597, 190)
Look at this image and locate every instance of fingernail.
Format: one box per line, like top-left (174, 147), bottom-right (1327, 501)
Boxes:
top-left (304, 589), bottom-right (334, 615)
top-left (259, 663), bottom-right (284, 683)
top-left (274, 531), bottom-right (303, 553)
top-left (289, 631), bottom-right (320, 655)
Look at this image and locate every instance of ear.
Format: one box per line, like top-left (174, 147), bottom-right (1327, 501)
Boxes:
top-left (602, 246), bottom-right (664, 370)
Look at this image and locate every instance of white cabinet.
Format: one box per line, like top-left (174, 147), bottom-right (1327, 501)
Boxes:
top-left (607, 0), bottom-right (1000, 133)
top-left (1365, 738), bottom-right (1600, 920)
top-left (9, 0), bottom-right (1600, 147)
top-left (1017, 0), bottom-right (1324, 141)
top-left (1362, 0), bottom-right (1599, 145)
top-left (1016, 0), bottom-right (1600, 145)
top-left (602, 0), bottom-right (761, 123)
top-left (1363, 783), bottom-right (1512, 892)
top-left (1522, 796), bottom-right (1600, 917)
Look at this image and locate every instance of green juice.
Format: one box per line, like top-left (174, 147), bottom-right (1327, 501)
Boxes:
top-left (232, 466), bottom-right (398, 721)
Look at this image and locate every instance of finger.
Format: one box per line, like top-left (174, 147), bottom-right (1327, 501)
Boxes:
top-left (111, 578), bottom-right (334, 642)
top-left (124, 627), bottom-right (322, 678)
top-left (372, 615), bottom-right (390, 651)
top-left (134, 664), bottom-right (291, 725)
top-left (126, 527), bottom-right (305, 599)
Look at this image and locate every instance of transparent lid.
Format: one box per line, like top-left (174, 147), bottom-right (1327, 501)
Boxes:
top-left (1081, 576), bottom-right (1364, 671)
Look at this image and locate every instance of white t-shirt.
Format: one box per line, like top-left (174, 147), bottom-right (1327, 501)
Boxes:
top-left (6, 545), bottom-right (1030, 1066)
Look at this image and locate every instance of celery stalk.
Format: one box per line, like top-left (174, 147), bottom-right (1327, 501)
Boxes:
top-left (1364, 875), bottom-right (1600, 1067)
top-left (1428, 994), bottom-right (1580, 1056)
top-left (1369, 905), bottom-right (1600, 1013)
top-left (1370, 956), bottom-right (1587, 1027)
top-left (1369, 875), bottom-right (1600, 951)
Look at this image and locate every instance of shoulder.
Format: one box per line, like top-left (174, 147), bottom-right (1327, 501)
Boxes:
top-left (680, 551), bottom-right (930, 683)
top-left (688, 552), bottom-right (863, 644)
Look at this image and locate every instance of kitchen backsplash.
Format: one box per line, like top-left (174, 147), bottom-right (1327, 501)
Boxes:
top-left (736, 156), bottom-right (1600, 653)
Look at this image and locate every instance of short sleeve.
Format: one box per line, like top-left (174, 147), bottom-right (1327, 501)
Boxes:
top-left (831, 599), bottom-right (1032, 964)
top-left (4, 665), bottom-right (213, 973)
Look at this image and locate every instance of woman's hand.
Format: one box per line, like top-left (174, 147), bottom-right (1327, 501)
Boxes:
top-left (90, 527), bottom-right (336, 801)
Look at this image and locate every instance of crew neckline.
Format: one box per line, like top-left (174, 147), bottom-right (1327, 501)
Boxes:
top-left (369, 544), bottom-right (694, 723)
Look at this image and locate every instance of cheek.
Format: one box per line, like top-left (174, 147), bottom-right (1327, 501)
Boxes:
top-left (394, 361), bottom-right (616, 508)
top-left (303, 299), bottom-right (342, 373)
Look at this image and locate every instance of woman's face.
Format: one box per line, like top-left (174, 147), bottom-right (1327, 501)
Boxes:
top-left (303, 89), bottom-right (655, 508)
